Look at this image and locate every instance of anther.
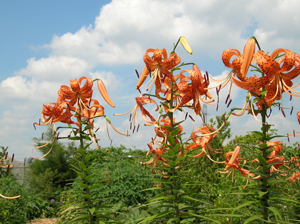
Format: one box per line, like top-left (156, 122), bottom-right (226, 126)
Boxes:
top-left (281, 108), bottom-right (286, 117)
top-left (135, 69), bottom-right (140, 78)
top-left (227, 99), bottom-right (232, 108)
top-left (225, 94), bottom-right (230, 104)
top-left (189, 115), bottom-right (195, 122)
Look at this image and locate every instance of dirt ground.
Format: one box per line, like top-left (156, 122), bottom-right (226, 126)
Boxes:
top-left (28, 218), bottom-right (59, 224)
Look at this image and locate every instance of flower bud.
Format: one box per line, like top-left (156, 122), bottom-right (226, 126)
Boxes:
top-left (180, 36), bottom-right (193, 54)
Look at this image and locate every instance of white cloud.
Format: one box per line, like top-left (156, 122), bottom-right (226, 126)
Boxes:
top-left (16, 56), bottom-right (90, 82)
top-left (3, 0), bottom-right (300, 161)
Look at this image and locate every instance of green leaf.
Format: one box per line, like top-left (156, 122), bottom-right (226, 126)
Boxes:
top-left (168, 160), bottom-right (177, 168)
top-left (244, 216), bottom-right (262, 224)
top-left (168, 150), bottom-right (175, 157)
top-left (268, 206), bottom-right (282, 220)
top-left (233, 201), bottom-right (257, 212)
top-left (69, 136), bottom-right (81, 140)
top-left (89, 207), bottom-right (95, 215)
top-left (251, 131), bottom-right (264, 138)
top-left (78, 161), bottom-right (87, 170)
top-left (173, 143), bottom-right (181, 151)
top-left (168, 135), bottom-right (175, 145)
top-left (257, 154), bottom-right (267, 165)
top-left (186, 213), bottom-right (221, 223)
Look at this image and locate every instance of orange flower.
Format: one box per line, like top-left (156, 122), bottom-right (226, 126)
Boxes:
top-left (231, 49), bottom-right (300, 110)
top-left (287, 171), bottom-right (300, 182)
top-left (136, 48), bottom-right (181, 99)
top-left (219, 146), bottom-right (251, 182)
top-left (58, 76), bottom-right (93, 107)
top-left (185, 126), bottom-right (220, 159)
top-left (114, 96), bottom-right (159, 130)
top-left (264, 141), bottom-right (283, 158)
top-left (169, 65), bottom-right (213, 115)
top-left (154, 117), bottom-right (183, 139)
top-left (141, 140), bottom-right (182, 170)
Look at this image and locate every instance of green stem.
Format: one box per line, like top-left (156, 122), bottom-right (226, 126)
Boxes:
top-left (261, 103), bottom-right (269, 223)
top-left (169, 80), bottom-right (180, 223)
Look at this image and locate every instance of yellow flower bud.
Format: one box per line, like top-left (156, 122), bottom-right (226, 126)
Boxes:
top-left (179, 36), bottom-right (192, 54)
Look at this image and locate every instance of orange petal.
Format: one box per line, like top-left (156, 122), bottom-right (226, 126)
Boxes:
top-left (136, 65), bottom-right (150, 89)
top-left (97, 79), bottom-right (115, 108)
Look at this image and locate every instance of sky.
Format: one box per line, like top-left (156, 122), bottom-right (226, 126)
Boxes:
top-left (1, 0), bottom-right (300, 161)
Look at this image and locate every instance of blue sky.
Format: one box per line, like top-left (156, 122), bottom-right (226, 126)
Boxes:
top-left (1, 0), bottom-right (300, 161)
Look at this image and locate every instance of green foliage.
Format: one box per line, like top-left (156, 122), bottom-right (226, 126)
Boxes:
top-left (208, 113), bottom-right (232, 150)
top-left (27, 132), bottom-right (77, 200)
top-left (88, 145), bottom-right (158, 207)
top-left (59, 144), bottom-right (118, 223)
top-left (0, 175), bottom-right (46, 223)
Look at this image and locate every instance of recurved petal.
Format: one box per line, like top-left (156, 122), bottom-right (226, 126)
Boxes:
top-left (136, 65), bottom-right (150, 89)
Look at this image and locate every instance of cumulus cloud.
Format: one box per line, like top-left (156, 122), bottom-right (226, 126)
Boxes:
top-left (3, 0), bottom-right (300, 160)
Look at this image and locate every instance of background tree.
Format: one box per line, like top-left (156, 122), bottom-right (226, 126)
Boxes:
top-left (27, 130), bottom-right (77, 200)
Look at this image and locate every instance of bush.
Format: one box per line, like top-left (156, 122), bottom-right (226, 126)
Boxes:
top-left (0, 175), bottom-right (47, 223)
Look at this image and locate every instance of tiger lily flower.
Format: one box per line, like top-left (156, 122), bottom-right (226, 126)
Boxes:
top-left (140, 142), bottom-right (168, 170)
top-left (58, 76), bottom-right (93, 108)
top-left (287, 171), bottom-right (300, 182)
top-left (265, 141), bottom-right (283, 158)
top-left (219, 146), bottom-right (252, 182)
top-left (114, 96), bottom-right (159, 131)
top-left (154, 117), bottom-right (183, 140)
top-left (209, 37), bottom-right (260, 95)
top-left (34, 102), bottom-right (74, 150)
top-left (185, 126), bottom-right (221, 161)
top-left (232, 49), bottom-right (300, 109)
top-left (136, 48), bottom-right (181, 99)
top-left (168, 65), bottom-right (213, 115)
top-left (141, 139), bottom-right (182, 170)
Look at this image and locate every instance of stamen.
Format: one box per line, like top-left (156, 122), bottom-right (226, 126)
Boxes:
top-left (33, 123), bottom-right (36, 130)
top-left (227, 99), bottom-right (232, 108)
top-left (129, 113), bottom-right (132, 122)
top-left (281, 108), bottom-right (286, 117)
top-left (137, 87), bottom-right (141, 94)
top-left (216, 103), bottom-right (219, 111)
top-left (133, 126), bottom-right (136, 133)
top-left (6, 164), bottom-right (10, 173)
top-left (164, 89), bottom-right (168, 96)
top-left (185, 112), bottom-right (188, 120)
top-left (225, 94), bottom-right (230, 104)
top-left (39, 118), bottom-right (41, 125)
top-left (290, 106), bottom-right (293, 115)
top-left (137, 124), bottom-right (140, 132)
top-left (11, 154), bottom-right (14, 162)
top-left (95, 127), bottom-right (100, 133)
top-left (135, 69), bottom-right (140, 78)
top-left (189, 115), bottom-right (195, 122)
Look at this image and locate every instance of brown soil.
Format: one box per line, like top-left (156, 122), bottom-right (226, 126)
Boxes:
top-left (28, 218), bottom-right (59, 224)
